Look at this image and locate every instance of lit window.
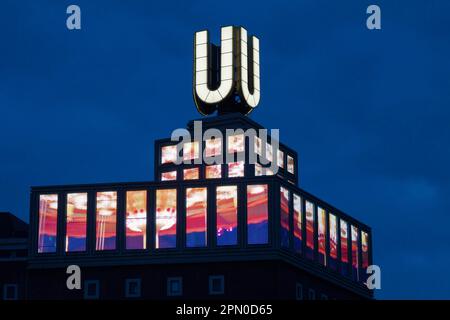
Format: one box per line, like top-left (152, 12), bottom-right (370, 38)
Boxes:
top-left (265, 143), bottom-right (273, 161)
top-left (287, 155), bottom-right (295, 174)
top-left (95, 191), bottom-right (117, 251)
top-left (247, 185), bottom-right (269, 245)
top-left (362, 231), bottom-right (370, 269)
top-left (305, 200), bottom-right (315, 260)
top-left (161, 171), bottom-right (177, 181)
top-left (186, 188), bottom-right (207, 247)
top-left (227, 134), bottom-right (244, 153)
top-left (277, 149), bottom-right (284, 168)
top-left (216, 186), bottom-right (238, 246)
top-left (183, 168), bottom-right (199, 180)
top-left (38, 194), bottom-right (58, 253)
top-left (340, 219), bottom-right (349, 276)
top-left (329, 213), bottom-right (338, 270)
top-left (293, 194), bottom-right (302, 254)
top-left (228, 161), bottom-right (244, 177)
top-left (280, 187), bottom-right (290, 248)
top-left (205, 137), bottom-right (222, 157)
top-left (206, 165), bottom-right (222, 179)
top-left (167, 277), bottom-right (182, 296)
top-left (155, 189), bottom-right (177, 249)
top-left (209, 275), bottom-right (225, 295)
top-left (255, 163), bottom-right (263, 176)
top-left (3, 284), bottom-right (18, 300)
top-left (161, 145), bottom-right (178, 164)
top-left (126, 191), bottom-right (147, 250)
top-left (183, 141), bottom-right (199, 161)
top-left (125, 279), bottom-right (141, 298)
top-left (254, 136), bottom-right (262, 155)
top-left (84, 280), bottom-right (99, 300)
top-left (318, 207), bottom-right (327, 266)
top-left (351, 225), bottom-right (360, 281)
top-left (66, 193), bottom-right (87, 252)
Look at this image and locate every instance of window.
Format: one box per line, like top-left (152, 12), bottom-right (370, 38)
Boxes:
top-left (161, 171), bottom-right (177, 181)
top-left (295, 283), bottom-right (303, 300)
top-left (287, 155), bottom-right (295, 174)
top-left (228, 134), bottom-right (244, 153)
top-left (95, 191), bottom-right (117, 251)
top-left (254, 136), bottom-right (262, 156)
top-left (329, 213), bottom-right (338, 270)
top-left (155, 189), bottom-right (177, 249)
top-left (205, 137), bottom-right (222, 157)
top-left (186, 188), bottom-right (207, 247)
top-left (126, 191), bottom-right (147, 250)
top-left (167, 277), bottom-right (182, 296)
top-left (183, 141), bottom-right (199, 161)
top-left (277, 149), bottom-right (284, 168)
top-left (38, 194), bottom-right (58, 253)
top-left (318, 207), bottom-right (327, 266)
top-left (293, 194), bottom-right (302, 254)
top-left (308, 289), bottom-right (316, 300)
top-left (209, 275), bottom-right (225, 295)
top-left (305, 201), bottom-right (315, 260)
top-left (84, 280), bottom-right (99, 299)
top-left (206, 165), bottom-right (221, 179)
top-left (161, 145), bottom-right (178, 164)
top-left (351, 225), bottom-right (360, 281)
top-left (66, 193), bottom-right (87, 252)
top-left (3, 284), bottom-right (18, 300)
top-left (125, 279), bottom-right (141, 298)
top-left (216, 186), bottom-right (238, 246)
top-left (247, 185), bottom-right (269, 245)
top-left (280, 187), bottom-right (290, 248)
top-left (228, 161), bottom-right (244, 177)
top-left (340, 219), bottom-right (349, 276)
top-left (183, 168), bottom-right (199, 180)
top-left (321, 294), bottom-right (328, 300)
top-left (255, 163), bottom-right (274, 176)
top-left (265, 143), bottom-right (273, 162)
top-left (362, 231), bottom-right (370, 282)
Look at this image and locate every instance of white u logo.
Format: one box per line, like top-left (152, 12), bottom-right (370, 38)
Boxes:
top-left (193, 26), bottom-right (260, 115)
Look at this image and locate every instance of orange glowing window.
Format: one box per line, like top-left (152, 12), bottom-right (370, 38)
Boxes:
top-left (216, 186), bottom-right (238, 246)
top-left (126, 190), bottom-right (147, 250)
top-left (228, 161), bottom-right (244, 178)
top-left (161, 171), bottom-right (177, 181)
top-left (205, 138), bottom-right (222, 157)
top-left (66, 193), bottom-right (87, 252)
top-left (205, 165), bottom-right (222, 179)
top-left (155, 189), bottom-right (177, 249)
top-left (95, 191), bottom-right (117, 251)
top-left (183, 141), bottom-right (199, 161)
top-left (161, 145), bottom-right (178, 164)
top-left (183, 168), bottom-right (199, 180)
top-left (38, 194), bottom-right (58, 253)
top-left (228, 134), bottom-right (245, 153)
top-left (186, 188), bottom-right (207, 247)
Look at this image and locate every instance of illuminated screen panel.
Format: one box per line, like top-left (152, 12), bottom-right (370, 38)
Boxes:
top-left (351, 225), bottom-right (360, 281)
top-left (228, 134), bottom-right (244, 153)
top-left (186, 188), bottom-right (207, 247)
top-left (287, 155), bottom-right (295, 174)
top-left (66, 193), bottom-right (87, 252)
top-left (206, 165), bottom-right (221, 179)
top-left (340, 219), bottom-right (349, 276)
top-left (254, 136), bottom-right (262, 156)
top-left (161, 171), bottom-right (177, 181)
top-left (95, 191), bottom-right (117, 251)
top-left (247, 184), bottom-right (269, 245)
top-left (38, 194), bottom-right (58, 253)
top-left (255, 163), bottom-right (263, 176)
top-left (329, 213), bottom-right (338, 270)
top-left (216, 186), bottom-right (238, 246)
top-left (305, 200), bottom-right (315, 260)
top-left (318, 207), bottom-right (327, 266)
top-left (126, 190), bottom-right (147, 250)
top-left (228, 161), bottom-right (244, 177)
top-left (277, 150), bottom-right (284, 168)
top-left (293, 194), bottom-right (302, 254)
top-left (205, 138), bottom-right (222, 157)
top-left (280, 187), bottom-right (290, 248)
top-left (183, 141), bottom-right (199, 161)
top-left (155, 189), bottom-right (177, 249)
top-left (183, 168), bottom-right (199, 180)
top-left (361, 231), bottom-right (370, 283)
top-left (161, 145), bottom-right (177, 164)
top-left (265, 143), bottom-right (273, 162)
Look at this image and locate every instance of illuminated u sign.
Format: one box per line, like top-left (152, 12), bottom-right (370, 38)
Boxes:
top-left (193, 26), bottom-right (260, 116)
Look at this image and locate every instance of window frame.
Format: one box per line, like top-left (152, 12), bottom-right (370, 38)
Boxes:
top-left (3, 284), bottom-right (18, 300)
top-left (125, 278), bottom-right (142, 298)
top-left (84, 280), bottom-right (100, 300)
top-left (167, 277), bottom-right (183, 297)
top-left (209, 275), bottom-right (225, 295)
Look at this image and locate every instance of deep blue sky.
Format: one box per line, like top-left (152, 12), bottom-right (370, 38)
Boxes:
top-left (1, 0), bottom-right (449, 299)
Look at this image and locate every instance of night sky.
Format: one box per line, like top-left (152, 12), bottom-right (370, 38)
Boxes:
top-left (1, 0), bottom-right (449, 299)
